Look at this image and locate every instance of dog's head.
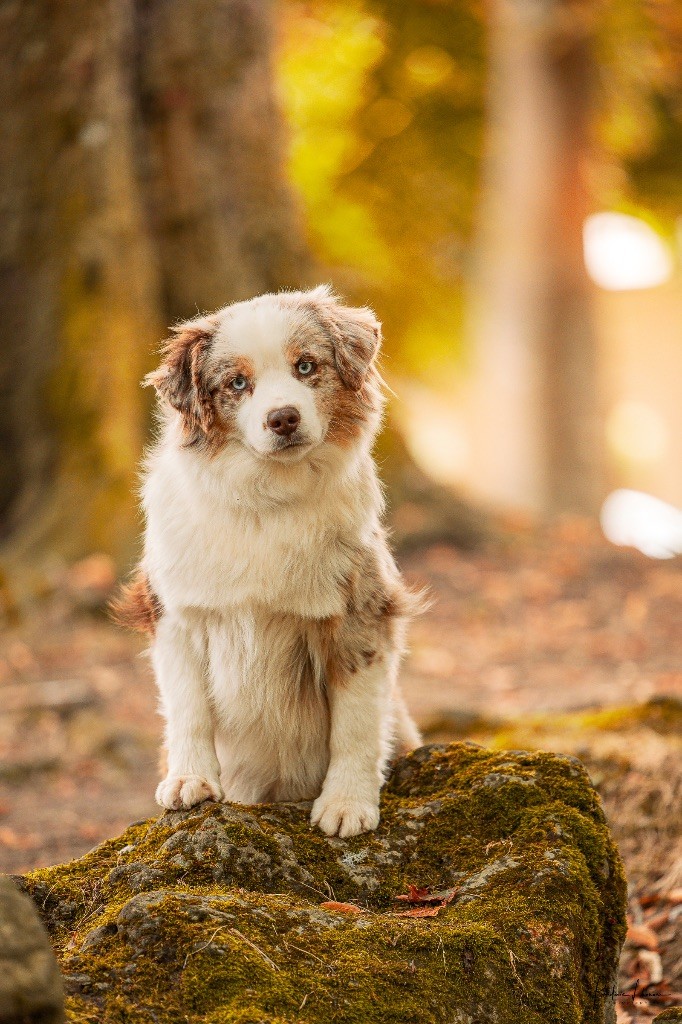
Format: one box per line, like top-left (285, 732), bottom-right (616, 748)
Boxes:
top-left (145, 286), bottom-right (384, 461)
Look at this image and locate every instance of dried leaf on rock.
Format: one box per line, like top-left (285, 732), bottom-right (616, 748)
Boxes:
top-left (395, 884), bottom-right (459, 906)
top-left (395, 905), bottom-right (441, 918)
top-left (395, 885), bottom-right (434, 903)
top-left (319, 901), bottom-right (364, 915)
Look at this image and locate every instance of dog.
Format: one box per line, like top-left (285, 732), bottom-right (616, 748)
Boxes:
top-left (114, 285), bottom-right (421, 837)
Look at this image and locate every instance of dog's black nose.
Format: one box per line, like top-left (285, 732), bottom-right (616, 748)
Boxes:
top-left (267, 406), bottom-right (300, 437)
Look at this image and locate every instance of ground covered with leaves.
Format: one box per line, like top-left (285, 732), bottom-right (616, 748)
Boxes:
top-left (1, 520), bottom-right (681, 1019)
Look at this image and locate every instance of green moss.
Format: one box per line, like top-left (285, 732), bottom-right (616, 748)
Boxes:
top-left (441, 697), bottom-right (682, 754)
top-left (575, 696), bottom-right (682, 735)
top-left (21, 744), bottom-right (626, 1024)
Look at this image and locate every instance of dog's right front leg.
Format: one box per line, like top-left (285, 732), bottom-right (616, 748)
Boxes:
top-left (152, 614), bottom-right (223, 810)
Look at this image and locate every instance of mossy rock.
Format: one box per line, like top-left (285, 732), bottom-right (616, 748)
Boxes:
top-left (19, 743), bottom-right (626, 1023)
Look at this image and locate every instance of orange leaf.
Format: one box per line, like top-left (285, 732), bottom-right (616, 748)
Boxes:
top-left (645, 910), bottom-right (669, 931)
top-left (395, 905), bottom-right (441, 918)
top-left (320, 901), bottom-right (363, 915)
top-left (395, 885), bottom-right (433, 903)
top-left (395, 885), bottom-right (460, 906)
top-left (0, 827), bottom-right (40, 850)
top-left (626, 924), bottom-right (659, 951)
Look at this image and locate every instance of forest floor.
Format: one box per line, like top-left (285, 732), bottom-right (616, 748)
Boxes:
top-left (0, 518), bottom-right (680, 1020)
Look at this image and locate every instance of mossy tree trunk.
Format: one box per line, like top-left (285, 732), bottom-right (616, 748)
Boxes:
top-left (0, 0), bottom-right (310, 578)
top-left (467, 0), bottom-right (604, 517)
top-left (0, 0), bottom-right (162, 568)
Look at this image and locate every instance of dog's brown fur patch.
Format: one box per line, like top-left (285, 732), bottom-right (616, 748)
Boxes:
top-left (110, 569), bottom-right (162, 636)
top-left (145, 325), bottom-right (216, 437)
top-left (305, 536), bottom-right (423, 688)
top-left (304, 292), bottom-right (384, 448)
top-left (214, 355), bottom-right (256, 392)
top-left (283, 312), bottom-right (384, 449)
top-left (303, 292), bottom-right (381, 392)
top-left (147, 328), bottom-right (259, 456)
top-left (324, 366), bottom-right (384, 448)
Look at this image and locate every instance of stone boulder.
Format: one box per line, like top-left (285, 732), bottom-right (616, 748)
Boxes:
top-left (0, 875), bottom-right (64, 1024)
top-left (20, 743), bottom-right (626, 1023)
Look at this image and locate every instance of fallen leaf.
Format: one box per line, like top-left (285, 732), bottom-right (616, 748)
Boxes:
top-left (645, 910), bottom-right (669, 930)
top-left (395, 885), bottom-right (459, 906)
top-left (626, 924), bottom-right (659, 951)
top-left (319, 901), bottom-right (363, 915)
top-left (0, 827), bottom-right (40, 850)
top-left (395, 885), bottom-right (433, 903)
top-left (395, 905), bottom-right (441, 918)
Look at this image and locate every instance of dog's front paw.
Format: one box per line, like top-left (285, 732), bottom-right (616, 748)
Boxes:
top-left (310, 794), bottom-right (380, 838)
top-left (155, 773), bottom-right (223, 810)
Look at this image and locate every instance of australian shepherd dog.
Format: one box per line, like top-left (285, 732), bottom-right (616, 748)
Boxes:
top-left (114, 286), bottom-right (421, 837)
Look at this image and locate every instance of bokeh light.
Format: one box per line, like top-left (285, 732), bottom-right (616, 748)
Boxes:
top-left (601, 488), bottom-right (682, 559)
top-left (584, 212), bottom-right (674, 291)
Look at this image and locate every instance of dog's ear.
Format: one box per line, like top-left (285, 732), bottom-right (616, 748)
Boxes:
top-left (307, 286), bottom-right (381, 391)
top-left (144, 320), bottom-right (217, 435)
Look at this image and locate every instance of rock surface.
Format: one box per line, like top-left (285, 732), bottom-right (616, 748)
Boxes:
top-left (0, 875), bottom-right (64, 1023)
top-left (20, 743), bottom-right (626, 1023)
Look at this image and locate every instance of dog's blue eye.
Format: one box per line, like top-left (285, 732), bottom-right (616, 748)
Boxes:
top-left (297, 360), bottom-right (315, 376)
top-left (231, 375), bottom-right (248, 391)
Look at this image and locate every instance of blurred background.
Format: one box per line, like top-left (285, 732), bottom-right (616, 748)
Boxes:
top-left (1, 0), bottom-right (681, 1012)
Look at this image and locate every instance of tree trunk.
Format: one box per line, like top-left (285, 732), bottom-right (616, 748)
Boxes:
top-left (137, 0), bottom-right (311, 321)
top-left (0, 0), bottom-right (310, 582)
top-left (0, 0), bottom-right (163, 570)
top-left (466, 0), bottom-right (603, 517)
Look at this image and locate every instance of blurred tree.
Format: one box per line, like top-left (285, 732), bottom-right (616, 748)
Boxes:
top-left (283, 0), bottom-right (604, 517)
top-left (278, 1), bottom-right (492, 543)
top-left (597, 0), bottom-right (682, 223)
top-left (281, 0), bottom-right (681, 519)
top-left (467, 0), bottom-right (602, 516)
top-left (279, 0), bottom-right (485, 379)
top-left (467, 0), bottom-right (682, 516)
top-left (0, 0), bottom-right (309, 579)
top-left (138, 0), bottom-right (310, 323)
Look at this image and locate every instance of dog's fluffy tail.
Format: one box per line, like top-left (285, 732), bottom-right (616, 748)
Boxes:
top-left (109, 568), bottom-right (162, 636)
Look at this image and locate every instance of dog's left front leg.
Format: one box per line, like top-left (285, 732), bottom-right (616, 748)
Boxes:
top-left (311, 656), bottom-right (394, 838)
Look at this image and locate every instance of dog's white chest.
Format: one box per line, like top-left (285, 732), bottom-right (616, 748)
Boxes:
top-left (204, 608), bottom-right (331, 802)
top-left (204, 609), bottom-right (315, 714)
top-left (143, 460), bottom-right (353, 617)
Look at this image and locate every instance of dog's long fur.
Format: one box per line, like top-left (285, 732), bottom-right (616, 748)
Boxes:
top-left (115, 285), bottom-right (421, 837)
